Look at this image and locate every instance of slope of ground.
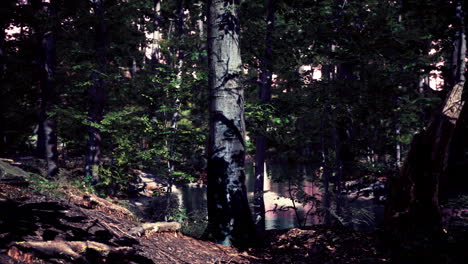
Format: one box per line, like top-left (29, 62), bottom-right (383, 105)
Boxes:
top-left (0, 181), bottom-right (394, 264)
top-left (0, 184), bottom-right (251, 264)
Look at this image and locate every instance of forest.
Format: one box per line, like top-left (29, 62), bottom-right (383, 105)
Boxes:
top-left (0, 0), bottom-right (467, 263)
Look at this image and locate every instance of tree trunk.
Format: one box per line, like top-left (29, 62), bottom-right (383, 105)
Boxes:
top-left (253, 0), bottom-right (275, 242)
top-left (331, 113), bottom-right (344, 216)
top-left (0, 26), bottom-right (5, 80)
top-left (85, 0), bottom-right (107, 184)
top-left (205, 0), bottom-right (254, 247)
top-left (39, 2), bottom-right (58, 177)
top-left (196, 1), bottom-right (204, 38)
top-left (450, 3), bottom-right (467, 87)
top-left (150, 0), bottom-right (162, 66)
top-left (320, 106), bottom-right (332, 226)
top-left (0, 26), bottom-right (5, 154)
top-left (384, 2), bottom-right (466, 252)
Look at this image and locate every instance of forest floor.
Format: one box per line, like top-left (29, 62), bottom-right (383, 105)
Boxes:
top-left (0, 182), bottom-right (393, 264)
top-left (1, 156), bottom-right (468, 264)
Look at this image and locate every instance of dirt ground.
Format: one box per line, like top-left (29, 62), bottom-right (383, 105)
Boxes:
top-left (0, 183), bottom-right (394, 264)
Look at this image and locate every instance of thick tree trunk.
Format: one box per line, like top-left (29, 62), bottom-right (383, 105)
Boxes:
top-left (384, 82), bottom-right (465, 248)
top-left (254, 0), bottom-right (275, 242)
top-left (205, 0), bottom-right (254, 247)
top-left (85, 0), bottom-right (107, 184)
top-left (39, 2), bottom-right (58, 177)
top-left (384, 3), bottom-right (466, 251)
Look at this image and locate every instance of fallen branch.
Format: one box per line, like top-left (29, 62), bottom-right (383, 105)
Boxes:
top-left (12, 240), bottom-right (135, 262)
top-left (129, 222), bottom-right (182, 237)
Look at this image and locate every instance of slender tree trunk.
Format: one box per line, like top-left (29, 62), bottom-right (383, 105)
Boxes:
top-left (195, 1), bottom-right (207, 65)
top-left (163, 0), bottom-right (185, 216)
top-left (450, 3), bottom-right (467, 87)
top-left (395, 122), bottom-right (401, 168)
top-left (196, 1), bottom-right (204, 39)
top-left (85, 0), bottom-right (107, 184)
top-left (150, 0), bottom-right (162, 66)
top-left (205, 0), bottom-right (254, 247)
top-left (384, 2), bottom-right (466, 253)
top-left (254, 0), bottom-right (275, 242)
top-left (0, 27), bottom-right (5, 154)
top-left (0, 27), bottom-right (5, 80)
top-left (174, 0), bottom-right (184, 72)
top-left (320, 107), bottom-right (332, 225)
top-left (320, 63), bottom-right (333, 226)
top-left (38, 1), bottom-right (58, 177)
top-left (331, 113), bottom-right (344, 216)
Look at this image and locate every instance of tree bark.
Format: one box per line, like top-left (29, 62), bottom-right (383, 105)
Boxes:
top-left (0, 25), bottom-right (5, 80)
top-left (384, 2), bottom-right (466, 251)
top-left (85, 0), bottom-right (107, 184)
top-left (150, 0), bottom-right (162, 66)
top-left (39, 1), bottom-right (58, 177)
top-left (253, 0), bottom-right (275, 242)
top-left (0, 24), bottom-right (6, 155)
top-left (320, 106), bottom-right (332, 226)
top-left (450, 3), bottom-right (467, 87)
top-left (205, 0), bottom-right (254, 247)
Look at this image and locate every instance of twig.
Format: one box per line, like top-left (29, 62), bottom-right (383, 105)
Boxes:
top-left (99, 220), bottom-right (137, 239)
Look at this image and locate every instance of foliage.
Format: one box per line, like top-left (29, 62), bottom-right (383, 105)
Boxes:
top-left (179, 209), bottom-right (208, 239)
top-left (0, 0), bottom-right (466, 238)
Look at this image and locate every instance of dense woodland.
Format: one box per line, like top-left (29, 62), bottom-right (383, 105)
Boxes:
top-left (1, 0), bottom-right (468, 263)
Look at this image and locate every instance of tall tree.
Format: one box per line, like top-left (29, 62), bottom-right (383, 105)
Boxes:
top-left (384, 0), bottom-right (466, 255)
top-left (85, 0), bottom-right (107, 184)
top-left (0, 0), bottom-right (15, 155)
top-left (38, 0), bottom-right (59, 177)
top-left (205, 0), bottom-right (254, 246)
top-left (253, 0), bottom-right (275, 242)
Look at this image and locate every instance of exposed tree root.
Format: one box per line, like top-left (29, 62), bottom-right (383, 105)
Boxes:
top-left (67, 192), bottom-right (133, 218)
top-left (12, 240), bottom-right (135, 263)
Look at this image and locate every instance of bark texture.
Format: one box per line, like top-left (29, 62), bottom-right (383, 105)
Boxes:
top-left (85, 0), bottom-right (107, 183)
top-left (254, 0), bottom-right (275, 242)
top-left (206, 0), bottom-right (254, 247)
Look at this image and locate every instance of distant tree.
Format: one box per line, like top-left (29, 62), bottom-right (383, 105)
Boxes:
top-left (254, 0), bottom-right (275, 242)
top-left (0, 0), bottom-right (16, 154)
top-left (205, 0), bottom-right (255, 246)
top-left (38, 1), bottom-right (59, 177)
top-left (85, 0), bottom-right (107, 184)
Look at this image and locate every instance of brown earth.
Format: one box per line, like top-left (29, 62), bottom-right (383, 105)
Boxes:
top-left (0, 183), bottom-right (391, 264)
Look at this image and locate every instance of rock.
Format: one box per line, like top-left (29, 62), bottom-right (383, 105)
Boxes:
top-left (0, 160), bottom-right (30, 184)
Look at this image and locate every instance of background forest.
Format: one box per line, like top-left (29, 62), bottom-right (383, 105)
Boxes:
top-left (1, 0), bottom-right (468, 262)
